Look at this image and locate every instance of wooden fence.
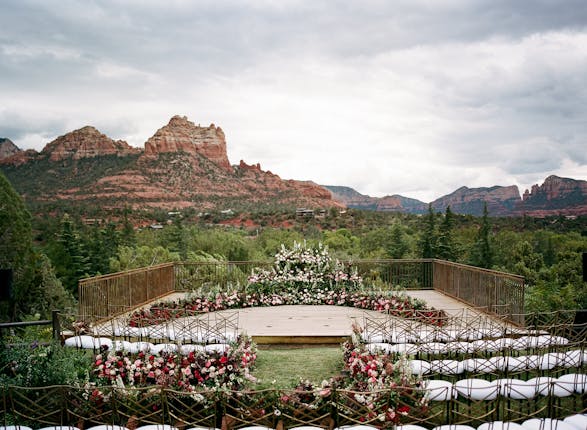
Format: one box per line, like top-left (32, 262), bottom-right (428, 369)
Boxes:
top-left (78, 259), bottom-right (524, 325)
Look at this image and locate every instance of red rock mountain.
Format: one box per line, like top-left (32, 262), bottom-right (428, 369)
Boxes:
top-left (0, 116), bottom-right (340, 213)
top-left (2, 120), bottom-right (585, 217)
top-left (515, 175), bottom-right (587, 216)
top-left (325, 185), bottom-right (427, 214)
top-left (430, 185), bottom-right (521, 216)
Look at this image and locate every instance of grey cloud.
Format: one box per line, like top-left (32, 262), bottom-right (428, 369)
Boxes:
top-left (0, 111), bottom-right (66, 142)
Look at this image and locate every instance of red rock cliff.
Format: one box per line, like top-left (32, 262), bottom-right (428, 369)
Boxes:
top-left (144, 115), bottom-right (232, 171)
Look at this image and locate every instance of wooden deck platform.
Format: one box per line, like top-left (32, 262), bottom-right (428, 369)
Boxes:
top-left (92, 290), bottom-right (505, 345)
top-left (180, 290), bottom-right (494, 344)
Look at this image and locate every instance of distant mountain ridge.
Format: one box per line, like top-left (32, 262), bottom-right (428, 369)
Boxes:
top-left (326, 177), bottom-right (587, 217)
top-left (0, 116), bottom-right (341, 214)
top-left (325, 186), bottom-right (428, 214)
top-left (431, 185), bottom-right (521, 216)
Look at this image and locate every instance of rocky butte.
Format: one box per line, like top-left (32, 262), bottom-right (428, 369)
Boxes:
top-left (516, 175), bottom-right (587, 217)
top-left (0, 115), bottom-right (341, 214)
top-left (143, 116), bottom-right (232, 171)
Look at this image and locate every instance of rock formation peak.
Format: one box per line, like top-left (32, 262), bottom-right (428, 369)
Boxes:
top-left (0, 138), bottom-right (21, 159)
top-left (144, 115), bottom-right (231, 171)
top-left (40, 126), bottom-right (139, 161)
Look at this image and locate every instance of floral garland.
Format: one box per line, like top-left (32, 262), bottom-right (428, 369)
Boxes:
top-left (91, 334), bottom-right (257, 393)
top-left (129, 288), bottom-right (445, 327)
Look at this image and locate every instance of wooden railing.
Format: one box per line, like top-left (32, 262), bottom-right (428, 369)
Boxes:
top-left (78, 259), bottom-right (524, 325)
top-left (351, 259), bottom-right (434, 289)
top-left (432, 260), bottom-right (525, 325)
top-left (78, 263), bottom-right (175, 321)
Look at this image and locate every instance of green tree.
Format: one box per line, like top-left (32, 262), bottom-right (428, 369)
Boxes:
top-left (0, 173), bottom-right (33, 270)
top-left (323, 228), bottom-right (359, 258)
top-left (470, 203), bottom-right (493, 268)
top-left (419, 204), bottom-right (437, 258)
top-left (86, 222), bottom-right (114, 275)
top-left (510, 240), bottom-right (544, 285)
top-left (120, 207), bottom-right (136, 247)
top-left (48, 214), bottom-right (90, 296)
top-left (167, 216), bottom-right (188, 260)
top-left (437, 205), bottom-right (458, 261)
top-left (0, 173), bottom-right (73, 320)
top-left (387, 223), bottom-right (409, 259)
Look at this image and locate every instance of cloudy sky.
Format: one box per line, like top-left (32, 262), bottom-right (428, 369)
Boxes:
top-left (1, 0), bottom-right (586, 202)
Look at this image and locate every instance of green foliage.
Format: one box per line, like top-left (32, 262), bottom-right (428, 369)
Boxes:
top-left (0, 172), bottom-right (33, 269)
top-left (109, 245), bottom-right (181, 272)
top-left (86, 221), bottom-right (120, 275)
top-left (11, 253), bottom-right (75, 318)
top-left (120, 207), bottom-right (136, 247)
top-left (0, 340), bottom-right (92, 387)
top-left (256, 228), bottom-right (304, 258)
top-left (0, 173), bottom-right (73, 321)
top-left (323, 228), bottom-right (360, 258)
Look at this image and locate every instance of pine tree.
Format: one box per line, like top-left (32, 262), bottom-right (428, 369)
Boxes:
top-left (169, 215), bottom-right (188, 260)
top-left (437, 205), bottom-right (457, 261)
top-left (51, 214), bottom-right (90, 296)
top-left (387, 223), bottom-right (408, 259)
top-left (420, 204), bottom-right (437, 258)
top-left (470, 202), bottom-right (493, 268)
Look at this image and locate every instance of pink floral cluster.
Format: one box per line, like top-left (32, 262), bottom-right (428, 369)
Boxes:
top-left (92, 336), bottom-right (257, 392)
top-left (339, 331), bottom-right (428, 425)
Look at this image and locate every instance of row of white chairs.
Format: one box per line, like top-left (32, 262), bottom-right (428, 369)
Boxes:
top-left (424, 374), bottom-right (587, 401)
top-left (3, 415), bottom-right (586, 430)
top-left (366, 335), bottom-right (571, 355)
top-left (395, 415), bottom-right (587, 429)
top-left (406, 350), bottom-right (586, 376)
top-left (104, 325), bottom-right (239, 344)
top-left (90, 323), bottom-right (239, 343)
top-left (63, 335), bottom-right (230, 354)
top-left (363, 325), bottom-right (554, 344)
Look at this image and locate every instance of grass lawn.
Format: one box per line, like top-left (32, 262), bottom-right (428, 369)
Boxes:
top-left (252, 345), bottom-right (344, 389)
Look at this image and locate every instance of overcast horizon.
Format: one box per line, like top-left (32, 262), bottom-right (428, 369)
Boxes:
top-left (2, 1), bottom-right (587, 202)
